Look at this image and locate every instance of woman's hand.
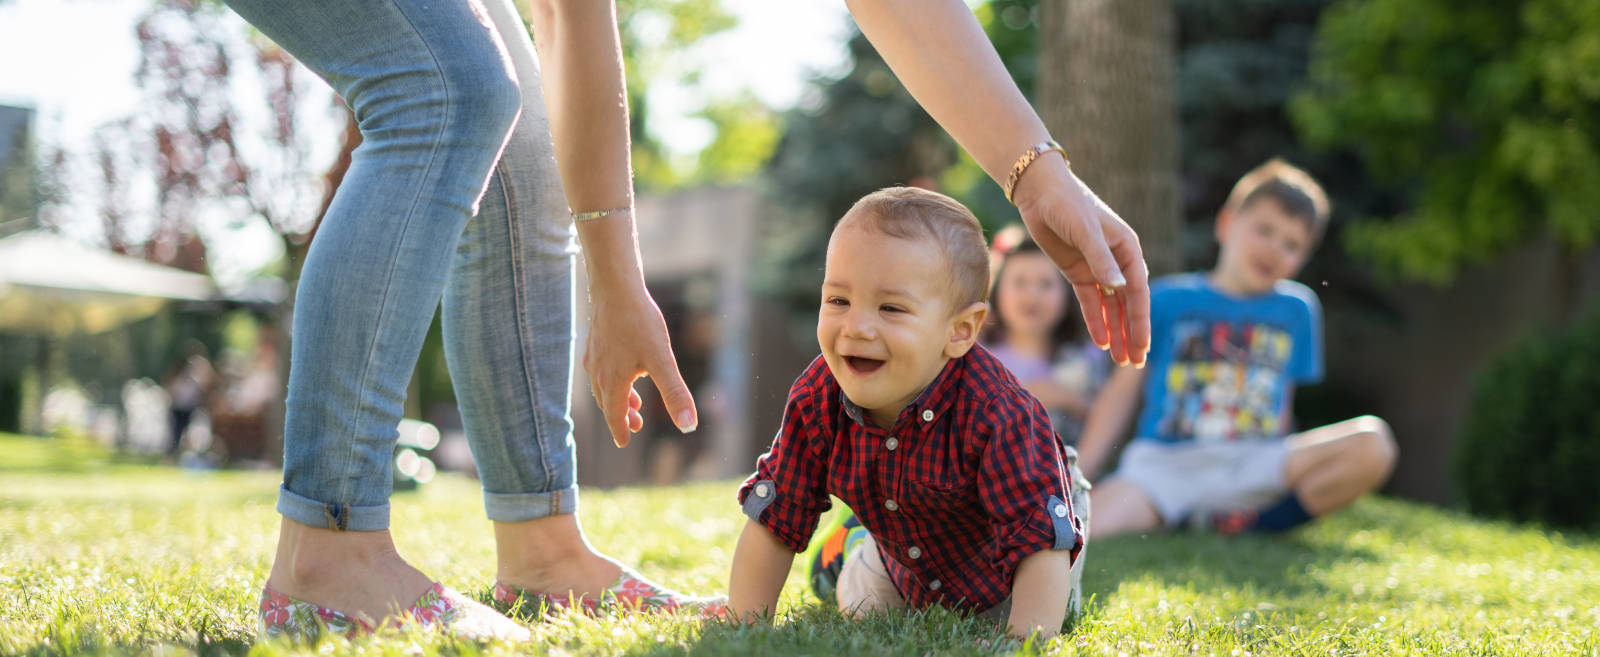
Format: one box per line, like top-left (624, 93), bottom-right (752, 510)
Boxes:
top-left (582, 273), bottom-right (698, 448)
top-left (1012, 156), bottom-right (1151, 368)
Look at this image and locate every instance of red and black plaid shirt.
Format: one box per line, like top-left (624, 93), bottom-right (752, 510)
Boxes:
top-left (738, 345), bottom-right (1083, 613)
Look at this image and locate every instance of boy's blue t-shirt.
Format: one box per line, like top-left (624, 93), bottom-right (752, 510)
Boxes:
top-left (1133, 273), bottom-right (1323, 445)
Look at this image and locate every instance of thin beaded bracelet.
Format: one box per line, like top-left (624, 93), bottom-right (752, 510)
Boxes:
top-left (571, 206), bottom-right (632, 222)
top-left (1002, 139), bottom-right (1070, 205)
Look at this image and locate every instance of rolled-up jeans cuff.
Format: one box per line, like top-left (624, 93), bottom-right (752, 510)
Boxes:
top-left (276, 484), bottom-right (390, 531)
top-left (484, 484), bottom-right (579, 522)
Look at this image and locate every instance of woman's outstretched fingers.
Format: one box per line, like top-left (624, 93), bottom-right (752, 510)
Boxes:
top-left (647, 349), bottom-right (699, 434)
top-left (1120, 259), bottom-right (1152, 367)
top-left (627, 386), bottom-right (644, 433)
top-left (1071, 282), bottom-right (1112, 350)
top-left (1104, 289), bottom-right (1129, 365)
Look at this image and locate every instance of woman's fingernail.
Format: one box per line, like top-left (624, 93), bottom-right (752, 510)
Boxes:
top-left (677, 410), bottom-right (698, 433)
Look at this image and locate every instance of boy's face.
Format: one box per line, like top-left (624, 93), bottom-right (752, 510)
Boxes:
top-left (818, 219), bottom-right (983, 426)
top-left (1214, 198), bottom-right (1314, 294)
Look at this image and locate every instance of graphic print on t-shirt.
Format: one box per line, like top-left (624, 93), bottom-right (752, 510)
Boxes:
top-left (1154, 318), bottom-right (1293, 443)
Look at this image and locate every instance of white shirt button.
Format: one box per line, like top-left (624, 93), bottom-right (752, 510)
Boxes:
top-left (907, 546), bottom-right (922, 560)
top-left (921, 409), bottom-right (934, 422)
top-left (928, 579), bottom-right (942, 591)
top-left (755, 484), bottom-right (770, 498)
top-left (885, 437), bottom-right (899, 451)
top-left (884, 499), bottom-right (899, 512)
top-left (1054, 504), bottom-right (1068, 517)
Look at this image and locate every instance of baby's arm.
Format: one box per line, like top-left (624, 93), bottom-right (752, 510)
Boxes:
top-left (727, 519), bottom-right (797, 623)
top-left (1006, 549), bottom-right (1075, 639)
top-left (1075, 365), bottom-right (1146, 479)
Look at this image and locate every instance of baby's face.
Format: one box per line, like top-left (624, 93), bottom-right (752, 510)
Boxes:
top-left (818, 221), bottom-right (958, 426)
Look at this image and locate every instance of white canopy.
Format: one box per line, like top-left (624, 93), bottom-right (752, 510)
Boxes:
top-left (0, 230), bottom-right (217, 335)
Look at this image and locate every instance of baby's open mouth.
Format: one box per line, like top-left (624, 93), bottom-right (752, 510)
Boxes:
top-left (844, 356), bottom-right (886, 375)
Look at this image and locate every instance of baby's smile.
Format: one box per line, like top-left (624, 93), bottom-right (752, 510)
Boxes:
top-left (843, 355), bottom-right (887, 375)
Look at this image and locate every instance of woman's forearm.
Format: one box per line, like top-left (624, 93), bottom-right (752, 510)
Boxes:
top-left (523, 0), bottom-right (643, 288)
top-left (525, 0), bottom-right (634, 217)
top-left (845, 0), bottom-right (1049, 185)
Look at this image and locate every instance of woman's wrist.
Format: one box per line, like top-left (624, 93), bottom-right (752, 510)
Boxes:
top-left (1009, 153), bottom-right (1078, 219)
top-left (574, 214), bottom-right (648, 292)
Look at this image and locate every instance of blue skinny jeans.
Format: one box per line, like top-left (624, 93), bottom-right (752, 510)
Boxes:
top-left (224, 0), bottom-right (581, 530)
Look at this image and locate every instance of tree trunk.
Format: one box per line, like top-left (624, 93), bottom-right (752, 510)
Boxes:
top-left (1037, 0), bottom-right (1183, 276)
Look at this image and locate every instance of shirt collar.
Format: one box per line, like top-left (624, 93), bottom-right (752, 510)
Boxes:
top-left (839, 353), bottom-right (966, 430)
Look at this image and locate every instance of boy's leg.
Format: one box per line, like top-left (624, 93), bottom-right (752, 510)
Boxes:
top-left (1283, 415), bottom-right (1397, 514)
top-left (835, 534), bottom-right (908, 618)
top-left (1087, 479), bottom-right (1163, 538)
top-left (1207, 415), bottom-right (1396, 534)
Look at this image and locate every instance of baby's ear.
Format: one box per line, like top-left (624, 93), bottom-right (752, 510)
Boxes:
top-left (945, 301), bottom-right (989, 359)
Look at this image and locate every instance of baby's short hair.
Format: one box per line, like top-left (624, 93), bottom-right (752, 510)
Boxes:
top-left (1223, 158), bottom-right (1331, 243)
top-left (839, 186), bottom-right (990, 309)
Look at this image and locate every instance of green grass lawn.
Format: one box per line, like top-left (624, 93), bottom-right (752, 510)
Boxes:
top-left (2, 431), bottom-right (1597, 656)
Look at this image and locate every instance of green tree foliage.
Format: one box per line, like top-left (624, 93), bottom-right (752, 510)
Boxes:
top-left (1453, 311), bottom-right (1600, 531)
top-left (0, 120), bottom-right (38, 227)
top-left (617, 0), bottom-right (781, 189)
top-left (1292, 0), bottom-right (1600, 283)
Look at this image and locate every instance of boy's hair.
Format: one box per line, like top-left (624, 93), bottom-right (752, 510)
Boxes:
top-left (1223, 159), bottom-right (1330, 243)
top-left (840, 186), bottom-right (990, 309)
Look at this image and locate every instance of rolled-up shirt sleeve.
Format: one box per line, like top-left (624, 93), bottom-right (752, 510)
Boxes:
top-left (977, 394), bottom-right (1083, 580)
top-left (737, 359), bottom-right (834, 553)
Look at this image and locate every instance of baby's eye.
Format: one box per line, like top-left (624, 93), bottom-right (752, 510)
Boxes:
top-left (880, 304), bottom-right (905, 314)
top-left (825, 297), bottom-right (849, 307)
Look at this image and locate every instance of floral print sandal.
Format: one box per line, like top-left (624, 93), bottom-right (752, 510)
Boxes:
top-left (491, 567), bottom-right (727, 618)
top-left (260, 582), bottom-right (528, 641)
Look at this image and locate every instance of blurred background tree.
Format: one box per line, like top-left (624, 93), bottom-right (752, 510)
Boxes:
top-left (1293, 0), bottom-right (1600, 307)
top-left (1038, 0), bottom-right (1181, 276)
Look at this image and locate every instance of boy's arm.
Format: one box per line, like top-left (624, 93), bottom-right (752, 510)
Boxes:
top-left (1005, 549), bottom-right (1074, 639)
top-left (1076, 365), bottom-right (1146, 480)
top-left (727, 519), bottom-right (797, 623)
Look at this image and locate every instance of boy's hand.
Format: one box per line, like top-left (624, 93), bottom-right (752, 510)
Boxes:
top-left (1013, 156), bottom-right (1151, 368)
top-left (582, 276), bottom-right (698, 447)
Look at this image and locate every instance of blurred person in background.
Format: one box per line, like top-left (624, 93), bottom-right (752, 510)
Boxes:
top-left (983, 228), bottom-right (1112, 444)
top-left (162, 339), bottom-right (214, 458)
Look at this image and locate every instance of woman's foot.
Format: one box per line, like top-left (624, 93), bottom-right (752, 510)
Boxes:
top-left (263, 517), bottom-right (528, 640)
top-left (491, 566), bottom-right (727, 617)
top-left (491, 514), bottom-right (724, 616)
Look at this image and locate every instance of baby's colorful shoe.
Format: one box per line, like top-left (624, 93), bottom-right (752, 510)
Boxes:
top-left (805, 508), bottom-right (866, 603)
top-left (492, 567), bottom-right (726, 617)
top-left (259, 582), bottom-right (529, 642)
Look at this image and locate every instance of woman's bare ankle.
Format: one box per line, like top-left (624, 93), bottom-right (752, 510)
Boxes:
top-left (265, 516), bottom-right (434, 620)
top-left (493, 515), bottom-right (621, 595)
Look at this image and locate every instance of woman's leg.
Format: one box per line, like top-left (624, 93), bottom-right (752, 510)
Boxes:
top-left (224, 0), bottom-right (521, 622)
top-left (441, 0), bottom-right (644, 600)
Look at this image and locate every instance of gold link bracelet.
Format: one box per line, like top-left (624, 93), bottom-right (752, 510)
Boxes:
top-left (1002, 140), bottom-right (1070, 205)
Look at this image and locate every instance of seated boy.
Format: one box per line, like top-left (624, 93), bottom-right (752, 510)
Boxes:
top-left (725, 187), bottom-right (1088, 639)
top-left (1078, 159), bottom-right (1397, 538)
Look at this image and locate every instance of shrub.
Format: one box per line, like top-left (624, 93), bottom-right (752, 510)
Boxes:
top-left (1453, 311), bottom-right (1600, 531)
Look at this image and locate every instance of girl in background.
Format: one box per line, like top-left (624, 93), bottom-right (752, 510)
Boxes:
top-left (984, 227), bottom-right (1111, 443)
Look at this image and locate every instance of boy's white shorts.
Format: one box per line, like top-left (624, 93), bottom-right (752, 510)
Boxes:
top-left (1111, 438), bottom-right (1289, 527)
